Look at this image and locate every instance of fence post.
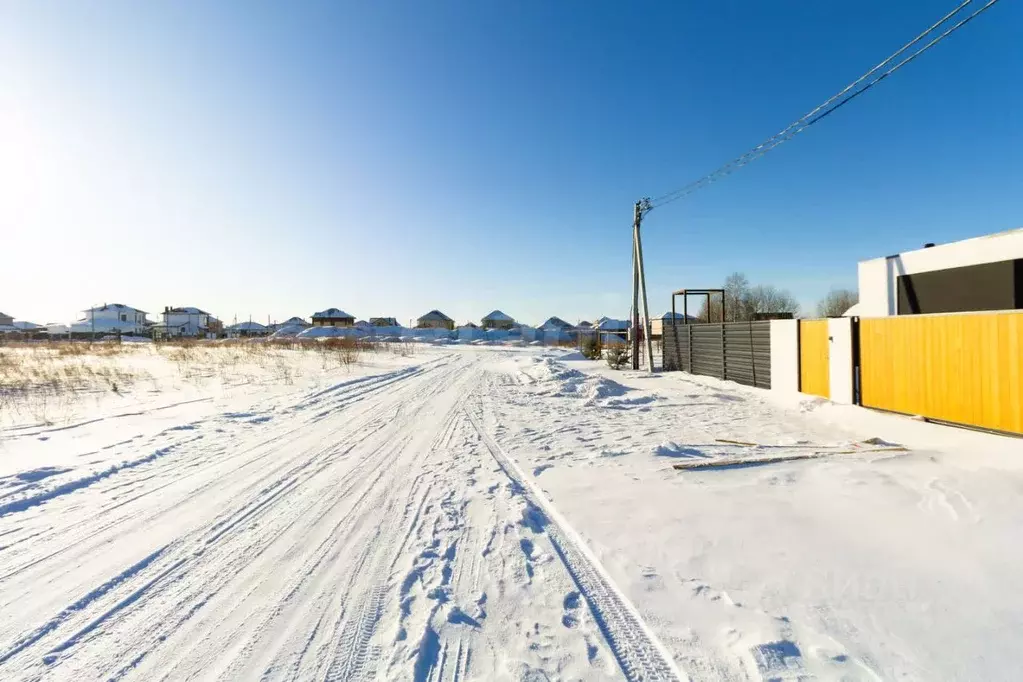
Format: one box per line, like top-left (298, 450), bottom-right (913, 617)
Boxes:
top-left (688, 324), bottom-right (693, 373)
top-left (749, 321), bottom-right (757, 387)
top-left (721, 323), bottom-right (726, 381)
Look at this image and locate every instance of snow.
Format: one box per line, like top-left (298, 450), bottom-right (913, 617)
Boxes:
top-left (295, 325), bottom-right (358, 338)
top-left (1, 344), bottom-right (1021, 680)
top-left (224, 320), bottom-right (267, 331)
top-left (268, 324), bottom-right (308, 338)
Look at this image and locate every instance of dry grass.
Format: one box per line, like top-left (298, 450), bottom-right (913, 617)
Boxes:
top-left (0, 337), bottom-right (422, 424)
top-left (0, 341), bottom-right (149, 424)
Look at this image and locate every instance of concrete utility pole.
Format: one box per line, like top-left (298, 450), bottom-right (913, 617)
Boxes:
top-left (631, 200), bottom-right (655, 373)
top-left (632, 203), bottom-right (640, 369)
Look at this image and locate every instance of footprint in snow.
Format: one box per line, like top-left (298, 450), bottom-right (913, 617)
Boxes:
top-left (532, 464), bottom-right (554, 477)
top-left (562, 591), bottom-right (581, 629)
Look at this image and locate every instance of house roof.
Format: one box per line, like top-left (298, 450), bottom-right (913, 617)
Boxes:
top-left (540, 316), bottom-right (572, 329)
top-left (167, 307), bottom-right (211, 315)
top-left (458, 321), bottom-right (479, 328)
top-left (355, 320), bottom-right (371, 327)
top-left (83, 303), bottom-right (148, 314)
top-left (311, 308), bottom-right (354, 319)
top-left (660, 312), bottom-right (697, 320)
top-left (0, 312), bottom-right (11, 319)
top-left (418, 310), bottom-right (453, 322)
top-left (370, 317), bottom-right (399, 326)
top-left (281, 316), bottom-right (308, 325)
top-left (13, 321), bottom-right (42, 330)
top-left (596, 318), bottom-right (629, 331)
top-left (225, 321), bottom-right (268, 331)
top-left (482, 310), bottom-right (513, 322)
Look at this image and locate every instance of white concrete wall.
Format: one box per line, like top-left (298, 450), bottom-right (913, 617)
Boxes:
top-left (769, 319), bottom-right (799, 394)
top-left (857, 257), bottom-right (891, 317)
top-left (827, 317), bottom-right (855, 404)
top-left (857, 228), bottom-right (1023, 318)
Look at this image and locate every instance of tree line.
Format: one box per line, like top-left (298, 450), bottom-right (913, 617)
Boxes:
top-left (693, 272), bottom-right (857, 321)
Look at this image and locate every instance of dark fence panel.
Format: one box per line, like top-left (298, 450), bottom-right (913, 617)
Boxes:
top-left (663, 321), bottom-right (771, 389)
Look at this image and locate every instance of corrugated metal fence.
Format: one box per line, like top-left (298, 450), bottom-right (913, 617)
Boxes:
top-left (663, 321), bottom-right (771, 389)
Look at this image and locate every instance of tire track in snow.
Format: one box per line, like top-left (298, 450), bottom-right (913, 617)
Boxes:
top-left (465, 398), bottom-right (685, 682)
top-left (0, 355), bottom-right (472, 678)
top-left (0, 355), bottom-right (458, 591)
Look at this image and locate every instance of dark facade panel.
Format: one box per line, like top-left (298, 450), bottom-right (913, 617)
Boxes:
top-left (897, 259), bottom-right (1020, 315)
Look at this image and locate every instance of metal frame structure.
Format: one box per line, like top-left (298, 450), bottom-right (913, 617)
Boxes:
top-left (670, 288), bottom-right (726, 326)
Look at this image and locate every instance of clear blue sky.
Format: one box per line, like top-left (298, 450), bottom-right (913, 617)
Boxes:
top-left (2, 1), bottom-right (1020, 326)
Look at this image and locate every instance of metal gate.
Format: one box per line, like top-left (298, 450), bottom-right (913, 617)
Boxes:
top-left (859, 311), bottom-right (1023, 435)
top-left (799, 320), bottom-right (830, 399)
top-left (663, 321), bottom-right (771, 389)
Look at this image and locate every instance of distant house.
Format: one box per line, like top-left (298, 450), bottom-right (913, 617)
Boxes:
top-left (156, 306), bottom-right (216, 338)
top-left (52, 303), bottom-right (150, 336)
top-left (354, 320), bottom-right (372, 329)
top-left (481, 310), bottom-right (515, 330)
top-left (272, 316), bottom-right (310, 331)
top-left (596, 318), bottom-right (629, 331)
top-left (595, 317), bottom-right (629, 343)
top-left (224, 321), bottom-right (269, 338)
top-left (540, 316), bottom-right (573, 331)
top-left (650, 311), bottom-right (698, 339)
top-left (311, 308), bottom-right (355, 327)
top-left (458, 321), bottom-right (479, 329)
top-left (0, 312), bottom-right (13, 327)
top-left (370, 317), bottom-right (399, 327)
top-left (1, 319), bottom-right (43, 336)
top-left (417, 310), bottom-right (454, 330)
top-left (577, 320), bottom-right (593, 330)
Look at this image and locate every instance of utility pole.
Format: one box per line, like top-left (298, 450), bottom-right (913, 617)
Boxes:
top-left (631, 203), bottom-right (641, 369)
top-left (631, 199), bottom-right (655, 372)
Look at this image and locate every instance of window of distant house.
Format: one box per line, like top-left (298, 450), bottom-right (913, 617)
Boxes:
top-left (121, 314), bottom-right (127, 322)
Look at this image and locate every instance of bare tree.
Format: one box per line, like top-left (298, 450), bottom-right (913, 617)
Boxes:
top-left (747, 285), bottom-right (799, 318)
top-left (699, 273), bottom-right (798, 321)
top-left (816, 288), bottom-right (858, 317)
top-left (698, 272), bottom-right (747, 322)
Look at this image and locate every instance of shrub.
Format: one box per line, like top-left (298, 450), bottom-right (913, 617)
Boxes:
top-left (605, 345), bottom-right (630, 370)
top-left (580, 336), bottom-right (602, 360)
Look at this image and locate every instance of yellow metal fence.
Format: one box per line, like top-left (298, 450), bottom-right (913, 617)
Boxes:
top-left (859, 311), bottom-right (1023, 435)
top-left (799, 320), bottom-right (830, 399)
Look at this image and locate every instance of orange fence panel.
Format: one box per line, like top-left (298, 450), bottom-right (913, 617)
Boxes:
top-left (859, 312), bottom-right (1023, 435)
top-left (799, 320), bottom-right (830, 399)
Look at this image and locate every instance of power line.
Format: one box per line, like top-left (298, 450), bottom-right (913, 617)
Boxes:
top-left (647, 0), bottom-right (1003, 211)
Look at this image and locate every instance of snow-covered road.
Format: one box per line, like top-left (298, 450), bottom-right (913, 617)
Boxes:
top-left (0, 351), bottom-right (678, 681)
top-left (2, 346), bottom-right (1021, 681)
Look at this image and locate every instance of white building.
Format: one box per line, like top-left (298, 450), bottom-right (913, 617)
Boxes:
top-left (855, 228), bottom-right (1023, 317)
top-left (157, 307), bottom-right (215, 338)
top-left (48, 303), bottom-right (151, 336)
